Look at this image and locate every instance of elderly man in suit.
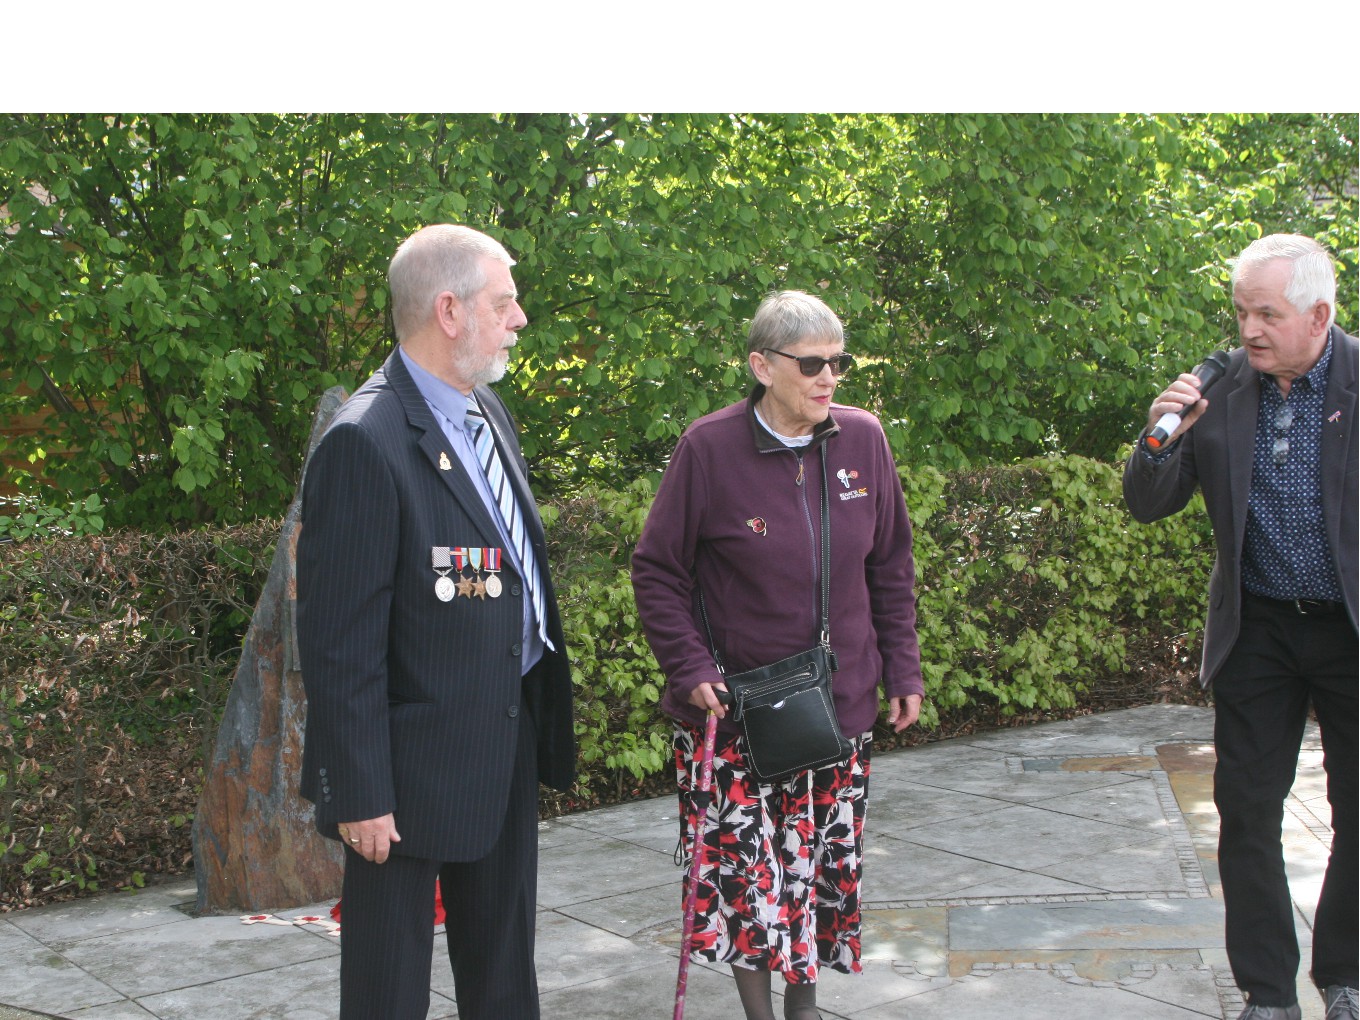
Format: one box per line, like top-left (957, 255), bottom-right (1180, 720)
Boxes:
top-left (1124, 234), bottom-right (1357, 1020)
top-left (297, 224), bottom-right (575, 1020)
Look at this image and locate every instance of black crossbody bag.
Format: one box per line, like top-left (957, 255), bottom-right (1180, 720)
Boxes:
top-left (697, 451), bottom-right (852, 783)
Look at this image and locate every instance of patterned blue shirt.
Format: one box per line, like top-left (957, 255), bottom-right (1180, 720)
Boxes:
top-left (1241, 335), bottom-right (1343, 601)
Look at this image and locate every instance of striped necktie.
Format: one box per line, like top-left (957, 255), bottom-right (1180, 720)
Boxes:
top-left (465, 400), bottom-right (550, 648)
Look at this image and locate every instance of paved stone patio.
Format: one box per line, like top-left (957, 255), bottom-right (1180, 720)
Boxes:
top-left (0, 705), bottom-right (1333, 1019)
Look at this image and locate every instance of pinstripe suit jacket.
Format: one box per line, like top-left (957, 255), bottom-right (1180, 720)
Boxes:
top-left (297, 349), bottom-right (575, 862)
top-left (1123, 326), bottom-right (1358, 688)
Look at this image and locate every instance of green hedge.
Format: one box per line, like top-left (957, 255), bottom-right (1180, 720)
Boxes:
top-left (0, 455), bottom-right (1212, 909)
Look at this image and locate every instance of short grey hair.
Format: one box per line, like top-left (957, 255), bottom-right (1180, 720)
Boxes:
top-left (1231, 233), bottom-right (1337, 330)
top-left (747, 290), bottom-right (845, 361)
top-left (388, 224), bottom-right (516, 341)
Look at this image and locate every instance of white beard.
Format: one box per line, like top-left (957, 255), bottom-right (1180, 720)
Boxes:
top-left (453, 316), bottom-right (512, 388)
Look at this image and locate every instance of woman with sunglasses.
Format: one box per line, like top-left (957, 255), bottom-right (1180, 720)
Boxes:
top-left (632, 290), bottom-right (924, 1020)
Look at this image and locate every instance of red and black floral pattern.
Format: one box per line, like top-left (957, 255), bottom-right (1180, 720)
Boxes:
top-left (674, 722), bottom-right (871, 983)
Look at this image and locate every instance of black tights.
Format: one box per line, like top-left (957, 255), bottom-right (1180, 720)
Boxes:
top-left (730, 967), bottom-right (819, 1020)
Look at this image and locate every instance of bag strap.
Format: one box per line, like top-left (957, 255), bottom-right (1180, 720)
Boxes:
top-left (815, 444), bottom-right (831, 650)
top-left (697, 442), bottom-right (833, 674)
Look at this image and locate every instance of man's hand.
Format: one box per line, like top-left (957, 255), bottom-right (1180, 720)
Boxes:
top-left (887, 694), bottom-right (922, 733)
top-left (1147, 372), bottom-right (1210, 443)
top-left (337, 814), bottom-right (401, 864)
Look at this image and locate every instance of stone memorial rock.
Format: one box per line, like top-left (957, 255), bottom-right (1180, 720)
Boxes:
top-left (193, 387), bottom-right (348, 914)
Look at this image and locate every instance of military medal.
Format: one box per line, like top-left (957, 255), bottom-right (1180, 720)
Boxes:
top-left (466, 546), bottom-right (484, 598)
top-left (451, 547), bottom-right (474, 599)
top-left (431, 547), bottom-right (456, 602)
top-left (483, 547), bottom-right (503, 598)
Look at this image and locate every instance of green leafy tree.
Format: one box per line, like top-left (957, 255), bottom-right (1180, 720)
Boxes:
top-left (844, 113), bottom-right (1356, 469)
top-left (0, 113), bottom-right (873, 525)
top-left (0, 114), bottom-right (405, 526)
top-left (2, 113), bottom-right (1353, 531)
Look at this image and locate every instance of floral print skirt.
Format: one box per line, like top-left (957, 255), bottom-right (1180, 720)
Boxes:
top-left (673, 721), bottom-right (871, 983)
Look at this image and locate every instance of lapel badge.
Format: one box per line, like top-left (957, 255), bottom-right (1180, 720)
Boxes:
top-left (1328, 410), bottom-right (1342, 424)
top-left (746, 517), bottom-right (767, 537)
top-left (438, 451), bottom-right (452, 471)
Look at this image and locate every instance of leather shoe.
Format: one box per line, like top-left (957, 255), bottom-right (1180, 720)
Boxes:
top-left (1325, 985), bottom-right (1359, 1020)
top-left (1236, 1004), bottom-right (1300, 1020)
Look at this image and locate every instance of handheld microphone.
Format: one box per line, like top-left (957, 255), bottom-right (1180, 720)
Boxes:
top-left (1141, 349), bottom-right (1231, 452)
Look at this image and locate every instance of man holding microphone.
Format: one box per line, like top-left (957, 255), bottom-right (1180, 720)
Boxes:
top-left (1123, 234), bottom-right (1357, 1020)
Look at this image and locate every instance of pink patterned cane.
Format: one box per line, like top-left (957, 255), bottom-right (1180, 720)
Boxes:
top-left (673, 709), bottom-right (719, 1020)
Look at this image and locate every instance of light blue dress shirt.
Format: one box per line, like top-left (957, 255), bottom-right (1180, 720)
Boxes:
top-left (400, 348), bottom-right (545, 674)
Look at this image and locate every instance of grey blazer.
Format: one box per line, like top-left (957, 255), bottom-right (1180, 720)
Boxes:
top-left (297, 350), bottom-right (575, 861)
top-left (1123, 326), bottom-right (1358, 688)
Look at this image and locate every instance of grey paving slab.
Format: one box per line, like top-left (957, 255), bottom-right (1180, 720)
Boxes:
top-left (944, 870), bottom-right (1121, 900)
top-left (55, 914), bottom-right (339, 999)
top-left (950, 898), bottom-right (1226, 951)
top-left (52, 1006), bottom-right (157, 1020)
top-left (1034, 774), bottom-right (1173, 831)
top-left (533, 816), bottom-right (603, 852)
top-left (537, 957), bottom-right (733, 1020)
top-left (534, 908), bottom-right (677, 991)
top-left (535, 832), bottom-right (677, 909)
top-left (873, 740), bottom-right (1010, 772)
top-left (555, 796), bottom-right (686, 853)
top-left (853, 966), bottom-right (1221, 1019)
top-left (909, 762), bottom-right (1146, 805)
top-left (1131, 965), bottom-right (1241, 1015)
top-left (897, 801), bottom-right (1163, 872)
top-left (1031, 834), bottom-right (1194, 893)
top-left (859, 907), bottom-right (948, 972)
top-left (863, 778), bottom-right (1016, 833)
top-left (55, 1004), bottom-right (158, 1020)
top-left (425, 992), bottom-right (457, 1020)
top-left (0, 1008), bottom-right (68, 1020)
top-left (549, 880), bottom-right (678, 938)
top-left (129, 956), bottom-right (343, 1020)
top-left (862, 837), bottom-right (1103, 902)
top-left (962, 705), bottom-right (1216, 753)
top-left (5, 881), bottom-right (197, 946)
top-left (814, 957), bottom-right (948, 1015)
top-left (0, 921), bottom-right (127, 1016)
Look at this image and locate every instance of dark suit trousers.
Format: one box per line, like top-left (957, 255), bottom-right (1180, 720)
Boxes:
top-left (1213, 595), bottom-right (1358, 1006)
top-left (338, 702), bottom-right (541, 1020)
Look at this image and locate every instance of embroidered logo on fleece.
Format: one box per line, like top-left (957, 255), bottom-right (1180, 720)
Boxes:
top-left (836, 467), bottom-right (868, 501)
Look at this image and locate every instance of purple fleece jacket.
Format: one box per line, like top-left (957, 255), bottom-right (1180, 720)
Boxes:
top-left (631, 389), bottom-right (922, 738)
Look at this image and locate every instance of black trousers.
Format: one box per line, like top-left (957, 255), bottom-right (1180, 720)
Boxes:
top-left (338, 706), bottom-right (541, 1020)
top-left (1213, 595), bottom-right (1358, 1006)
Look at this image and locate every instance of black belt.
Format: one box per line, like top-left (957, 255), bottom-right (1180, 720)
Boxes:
top-left (1243, 590), bottom-right (1346, 618)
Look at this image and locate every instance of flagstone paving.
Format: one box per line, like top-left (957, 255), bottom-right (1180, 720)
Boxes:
top-left (0, 705), bottom-right (1332, 1019)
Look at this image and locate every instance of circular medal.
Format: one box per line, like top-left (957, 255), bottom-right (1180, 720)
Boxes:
top-left (485, 574), bottom-right (502, 598)
top-left (435, 575), bottom-right (455, 602)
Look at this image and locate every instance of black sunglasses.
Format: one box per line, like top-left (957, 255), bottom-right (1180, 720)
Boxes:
top-left (1272, 403), bottom-right (1293, 467)
top-left (761, 348), bottom-right (855, 377)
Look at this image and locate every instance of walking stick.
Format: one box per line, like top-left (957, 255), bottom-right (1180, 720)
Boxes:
top-left (673, 708), bottom-right (720, 1020)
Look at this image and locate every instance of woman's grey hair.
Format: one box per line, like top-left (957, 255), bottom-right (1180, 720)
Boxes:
top-left (746, 290), bottom-right (845, 362)
top-left (388, 225), bottom-right (515, 341)
top-left (1231, 233), bottom-right (1337, 330)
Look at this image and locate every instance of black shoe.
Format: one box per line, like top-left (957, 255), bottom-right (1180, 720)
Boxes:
top-left (1236, 1004), bottom-right (1300, 1020)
